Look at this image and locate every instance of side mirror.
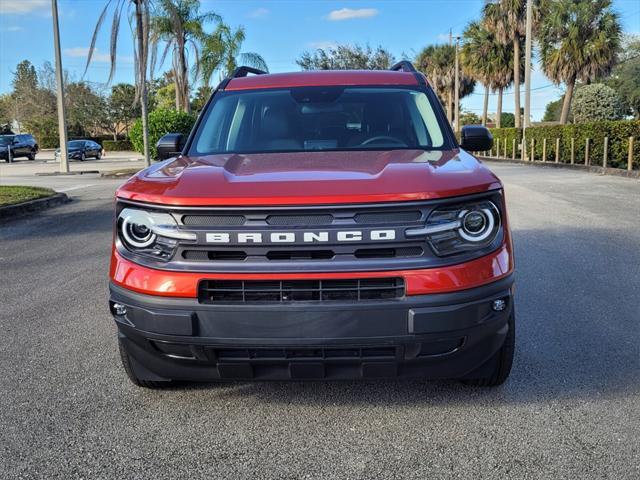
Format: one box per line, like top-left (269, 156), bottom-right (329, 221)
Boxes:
top-left (156, 133), bottom-right (185, 161)
top-left (460, 125), bottom-right (493, 152)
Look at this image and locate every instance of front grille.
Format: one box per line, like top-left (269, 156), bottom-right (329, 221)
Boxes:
top-left (266, 214), bottom-right (333, 226)
top-left (198, 278), bottom-right (405, 304)
top-left (213, 346), bottom-right (397, 360)
top-left (182, 214), bottom-right (246, 226)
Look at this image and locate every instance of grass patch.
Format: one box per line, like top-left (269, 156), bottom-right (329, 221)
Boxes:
top-left (0, 185), bottom-right (57, 207)
top-left (100, 168), bottom-right (141, 178)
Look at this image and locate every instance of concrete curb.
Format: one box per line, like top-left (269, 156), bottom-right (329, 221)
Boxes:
top-left (480, 156), bottom-right (640, 179)
top-left (0, 192), bottom-right (71, 221)
top-left (35, 171), bottom-right (100, 176)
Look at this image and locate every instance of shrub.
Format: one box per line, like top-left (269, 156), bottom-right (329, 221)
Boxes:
top-left (490, 120), bottom-right (640, 169)
top-left (571, 84), bottom-right (625, 124)
top-left (103, 140), bottom-right (133, 151)
top-left (129, 109), bottom-right (196, 159)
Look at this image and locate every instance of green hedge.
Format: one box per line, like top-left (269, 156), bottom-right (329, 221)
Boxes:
top-left (490, 120), bottom-right (640, 169)
top-left (129, 109), bottom-right (196, 160)
top-left (103, 140), bottom-right (133, 151)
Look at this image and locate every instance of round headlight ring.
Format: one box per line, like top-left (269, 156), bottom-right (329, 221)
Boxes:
top-left (121, 216), bottom-right (156, 248)
top-left (457, 207), bottom-right (495, 242)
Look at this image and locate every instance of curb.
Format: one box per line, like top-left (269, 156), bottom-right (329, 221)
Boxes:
top-left (0, 193), bottom-right (71, 221)
top-left (480, 157), bottom-right (640, 179)
top-left (35, 171), bottom-right (100, 176)
top-left (100, 170), bottom-right (140, 179)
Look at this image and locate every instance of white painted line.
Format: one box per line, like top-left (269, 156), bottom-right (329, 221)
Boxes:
top-left (57, 184), bottom-right (96, 192)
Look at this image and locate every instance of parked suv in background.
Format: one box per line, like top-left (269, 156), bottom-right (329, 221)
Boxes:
top-left (110, 63), bottom-right (515, 388)
top-left (0, 134), bottom-right (38, 161)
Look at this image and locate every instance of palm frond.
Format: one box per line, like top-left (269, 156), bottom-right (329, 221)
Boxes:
top-left (84, 0), bottom-right (114, 78)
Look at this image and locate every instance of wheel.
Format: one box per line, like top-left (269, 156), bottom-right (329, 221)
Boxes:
top-left (96, 151), bottom-right (102, 160)
top-left (80, 152), bottom-right (86, 161)
top-left (28, 150), bottom-right (36, 160)
top-left (462, 309), bottom-right (515, 386)
top-left (118, 337), bottom-right (170, 389)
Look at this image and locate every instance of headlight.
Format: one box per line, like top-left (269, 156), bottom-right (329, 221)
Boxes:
top-left (117, 208), bottom-right (196, 260)
top-left (406, 200), bottom-right (501, 256)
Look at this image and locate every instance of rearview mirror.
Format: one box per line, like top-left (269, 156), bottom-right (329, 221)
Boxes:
top-left (156, 133), bottom-right (185, 161)
top-left (460, 125), bottom-right (493, 152)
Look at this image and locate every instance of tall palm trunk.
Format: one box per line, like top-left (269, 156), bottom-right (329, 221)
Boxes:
top-left (176, 36), bottom-right (190, 113)
top-left (135, 1), bottom-right (150, 166)
top-left (513, 36), bottom-right (521, 129)
top-left (482, 85), bottom-right (489, 126)
top-left (560, 76), bottom-right (575, 124)
top-left (496, 87), bottom-right (503, 128)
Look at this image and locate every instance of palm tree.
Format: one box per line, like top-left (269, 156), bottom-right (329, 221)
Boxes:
top-left (200, 24), bottom-right (268, 85)
top-left (416, 44), bottom-right (475, 125)
top-left (150, 0), bottom-right (220, 112)
top-left (461, 22), bottom-right (495, 125)
top-left (483, 0), bottom-right (529, 129)
top-left (538, 0), bottom-right (621, 124)
top-left (85, 0), bottom-right (152, 166)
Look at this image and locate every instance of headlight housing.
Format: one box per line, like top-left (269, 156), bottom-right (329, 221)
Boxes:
top-left (407, 199), bottom-right (502, 257)
top-left (117, 208), bottom-right (196, 260)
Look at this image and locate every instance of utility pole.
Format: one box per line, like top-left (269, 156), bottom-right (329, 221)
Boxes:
top-left (454, 36), bottom-right (460, 136)
top-left (51, 0), bottom-right (69, 173)
top-left (523, 0), bottom-right (533, 129)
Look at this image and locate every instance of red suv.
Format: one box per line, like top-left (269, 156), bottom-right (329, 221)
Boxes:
top-left (110, 63), bottom-right (514, 388)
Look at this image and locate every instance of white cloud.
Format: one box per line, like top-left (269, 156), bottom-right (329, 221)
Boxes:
top-left (64, 47), bottom-right (133, 64)
top-left (248, 7), bottom-right (269, 18)
top-left (326, 8), bottom-right (378, 21)
top-left (2, 25), bottom-right (24, 32)
top-left (308, 41), bottom-right (338, 50)
top-left (0, 0), bottom-right (48, 15)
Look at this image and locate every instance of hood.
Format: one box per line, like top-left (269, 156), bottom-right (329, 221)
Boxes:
top-left (116, 149), bottom-right (502, 206)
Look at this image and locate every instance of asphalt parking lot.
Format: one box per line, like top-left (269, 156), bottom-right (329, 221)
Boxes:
top-left (1, 162), bottom-right (639, 479)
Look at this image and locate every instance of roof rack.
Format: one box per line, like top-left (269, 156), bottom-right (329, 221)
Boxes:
top-left (389, 61), bottom-right (426, 86)
top-left (389, 61), bottom-right (418, 73)
top-left (217, 66), bottom-right (268, 90)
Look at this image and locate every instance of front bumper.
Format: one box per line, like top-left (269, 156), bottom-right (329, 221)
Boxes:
top-left (110, 274), bottom-right (514, 382)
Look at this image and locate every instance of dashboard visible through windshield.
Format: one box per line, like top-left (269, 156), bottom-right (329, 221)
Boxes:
top-left (189, 86), bottom-right (450, 155)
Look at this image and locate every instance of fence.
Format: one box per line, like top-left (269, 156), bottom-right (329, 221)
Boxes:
top-left (486, 135), bottom-right (636, 172)
top-left (487, 121), bottom-right (639, 172)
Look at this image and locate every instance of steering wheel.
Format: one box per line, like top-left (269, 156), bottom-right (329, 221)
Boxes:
top-left (360, 136), bottom-right (406, 146)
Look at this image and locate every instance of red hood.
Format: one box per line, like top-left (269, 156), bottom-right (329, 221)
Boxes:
top-left (116, 149), bottom-right (502, 206)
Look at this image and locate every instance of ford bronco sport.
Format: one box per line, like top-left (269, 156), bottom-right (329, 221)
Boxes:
top-left (110, 62), bottom-right (515, 388)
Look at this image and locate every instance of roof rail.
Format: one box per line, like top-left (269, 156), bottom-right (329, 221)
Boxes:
top-left (389, 61), bottom-right (417, 73)
top-left (217, 65), bottom-right (268, 90)
top-left (389, 61), bottom-right (426, 86)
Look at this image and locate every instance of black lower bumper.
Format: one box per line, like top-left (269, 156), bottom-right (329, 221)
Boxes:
top-left (110, 275), bottom-right (514, 382)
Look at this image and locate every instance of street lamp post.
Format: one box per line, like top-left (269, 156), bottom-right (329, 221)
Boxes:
top-left (523, 0), bottom-right (533, 129)
top-left (51, 0), bottom-right (69, 173)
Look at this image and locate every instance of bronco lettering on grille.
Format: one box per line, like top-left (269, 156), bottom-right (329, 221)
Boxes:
top-left (205, 229), bottom-right (397, 244)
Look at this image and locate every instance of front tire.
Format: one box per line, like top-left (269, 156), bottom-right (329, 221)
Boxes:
top-left (462, 309), bottom-right (515, 387)
top-left (118, 338), bottom-right (171, 388)
top-left (28, 150), bottom-right (36, 160)
top-left (80, 152), bottom-right (86, 161)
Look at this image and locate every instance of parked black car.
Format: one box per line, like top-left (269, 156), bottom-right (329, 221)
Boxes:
top-left (0, 134), bottom-right (39, 162)
top-left (55, 140), bottom-right (103, 161)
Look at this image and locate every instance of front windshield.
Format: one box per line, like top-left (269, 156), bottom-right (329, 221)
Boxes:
top-left (68, 140), bottom-right (84, 148)
top-left (190, 86), bottom-right (448, 155)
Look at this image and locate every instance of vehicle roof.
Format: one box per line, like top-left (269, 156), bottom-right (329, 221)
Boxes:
top-left (225, 70), bottom-right (423, 91)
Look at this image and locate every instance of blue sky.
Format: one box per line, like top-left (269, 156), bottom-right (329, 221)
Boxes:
top-left (1, 0), bottom-right (639, 120)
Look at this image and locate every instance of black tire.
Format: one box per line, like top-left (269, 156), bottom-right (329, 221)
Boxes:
top-left (462, 309), bottom-right (515, 387)
top-left (96, 151), bottom-right (102, 160)
top-left (80, 152), bottom-right (86, 161)
top-left (118, 338), bottom-right (170, 389)
top-left (28, 150), bottom-right (36, 160)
